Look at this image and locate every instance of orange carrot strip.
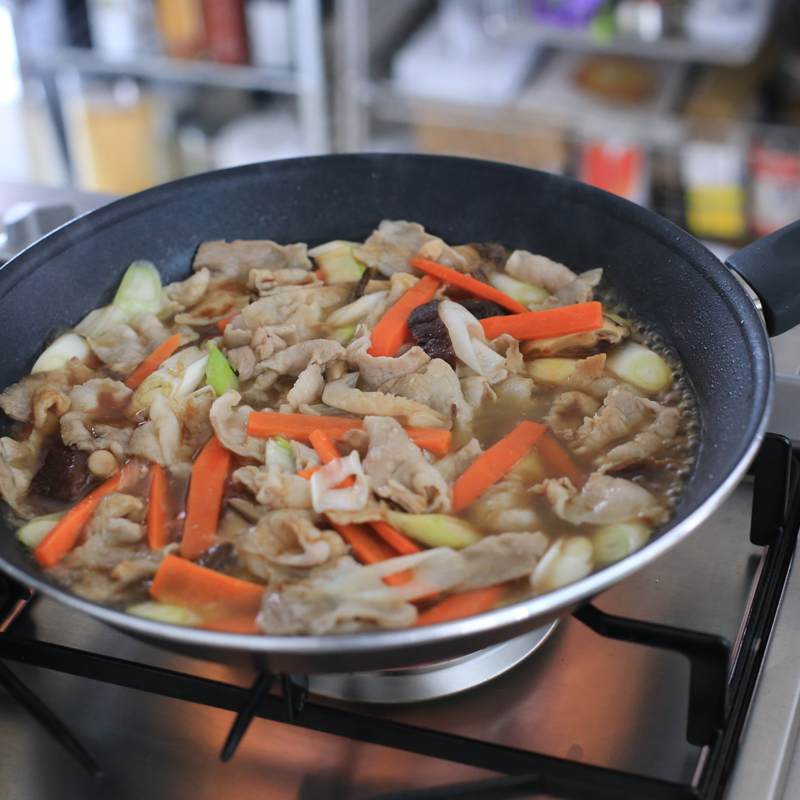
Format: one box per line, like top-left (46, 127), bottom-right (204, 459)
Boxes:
top-left (480, 301), bottom-right (604, 341)
top-left (297, 466), bottom-right (322, 480)
top-left (150, 554), bottom-right (263, 615)
top-left (308, 429), bottom-right (346, 466)
top-left (371, 520), bottom-right (421, 556)
top-left (124, 333), bottom-right (182, 390)
top-left (536, 432), bottom-right (586, 489)
top-left (179, 437), bottom-right (231, 560)
top-left (409, 257), bottom-right (528, 314)
top-left (368, 274), bottom-right (441, 357)
top-left (451, 420), bottom-right (547, 513)
top-left (415, 586), bottom-right (505, 626)
top-left (332, 521), bottom-right (398, 565)
top-left (147, 463), bottom-right (169, 549)
top-left (309, 430), bottom-right (421, 559)
top-left (247, 413), bottom-right (452, 455)
top-left (215, 313), bottom-right (237, 332)
top-left (35, 469), bottom-right (126, 568)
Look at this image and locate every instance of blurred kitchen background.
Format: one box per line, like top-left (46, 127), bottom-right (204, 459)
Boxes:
top-left (2, 0), bottom-right (800, 252)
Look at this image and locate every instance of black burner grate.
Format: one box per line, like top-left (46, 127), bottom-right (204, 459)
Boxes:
top-left (0, 433), bottom-right (797, 800)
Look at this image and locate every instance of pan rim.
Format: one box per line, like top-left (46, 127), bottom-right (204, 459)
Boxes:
top-left (0, 153), bottom-right (773, 661)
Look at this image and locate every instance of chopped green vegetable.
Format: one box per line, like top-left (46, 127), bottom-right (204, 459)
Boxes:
top-left (527, 357), bottom-right (577, 384)
top-left (274, 436), bottom-right (293, 452)
top-left (331, 325), bottom-right (357, 346)
top-left (593, 523), bottom-right (648, 565)
top-left (16, 513), bottom-right (64, 549)
top-left (266, 437), bottom-right (296, 473)
top-left (129, 346), bottom-right (209, 414)
top-left (127, 601), bottom-right (203, 626)
top-left (386, 511), bottom-right (481, 549)
top-left (31, 333), bottom-right (91, 374)
top-left (532, 536), bottom-right (594, 592)
top-left (74, 304), bottom-right (128, 339)
top-left (605, 341), bottom-right (672, 395)
top-left (506, 450), bottom-right (547, 483)
top-left (205, 344), bottom-right (240, 396)
top-left (603, 310), bottom-right (631, 328)
top-left (488, 273), bottom-right (550, 306)
top-left (112, 260), bottom-right (162, 319)
top-left (326, 291), bottom-right (387, 327)
top-left (308, 240), bottom-right (365, 283)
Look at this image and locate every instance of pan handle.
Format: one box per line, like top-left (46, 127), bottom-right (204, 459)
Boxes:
top-left (725, 219), bottom-right (800, 337)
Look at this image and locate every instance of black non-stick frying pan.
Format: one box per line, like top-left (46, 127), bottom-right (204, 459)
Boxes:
top-left (0, 154), bottom-right (797, 674)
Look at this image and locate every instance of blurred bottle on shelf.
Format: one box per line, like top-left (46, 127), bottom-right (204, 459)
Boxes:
top-left (202, 0), bottom-right (249, 64)
top-left (153, 0), bottom-right (206, 57)
top-left (0, 3), bottom-right (66, 184)
top-left (245, 0), bottom-right (292, 68)
top-left (86, 0), bottom-right (157, 60)
top-left (62, 75), bottom-right (169, 194)
top-left (679, 138), bottom-right (747, 240)
top-left (578, 138), bottom-right (650, 205)
top-left (750, 134), bottom-right (800, 237)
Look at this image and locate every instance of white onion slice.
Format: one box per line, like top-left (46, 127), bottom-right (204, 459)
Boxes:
top-left (311, 451), bottom-right (370, 512)
top-left (438, 300), bottom-right (488, 375)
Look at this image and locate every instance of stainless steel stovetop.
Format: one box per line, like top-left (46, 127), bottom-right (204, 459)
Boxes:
top-left (2, 181), bottom-right (800, 800)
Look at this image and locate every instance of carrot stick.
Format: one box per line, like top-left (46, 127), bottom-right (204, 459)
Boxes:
top-left (480, 301), bottom-right (603, 341)
top-left (308, 430), bottom-right (421, 561)
top-left (415, 586), bottom-right (505, 626)
top-left (146, 463), bottom-right (169, 549)
top-left (308, 428), bottom-right (346, 466)
top-left (297, 466), bottom-right (322, 480)
top-left (150, 554), bottom-right (263, 615)
top-left (409, 257), bottom-right (528, 314)
top-left (332, 521), bottom-right (398, 564)
top-left (371, 520), bottom-right (421, 556)
top-left (124, 333), bottom-right (183, 390)
top-left (179, 437), bottom-right (231, 560)
top-left (536, 432), bottom-right (586, 489)
top-left (247, 413), bottom-right (452, 455)
top-left (451, 420), bottom-right (546, 513)
top-left (368, 274), bottom-right (441, 357)
top-left (215, 313), bottom-right (237, 331)
top-left (35, 468), bottom-right (127, 568)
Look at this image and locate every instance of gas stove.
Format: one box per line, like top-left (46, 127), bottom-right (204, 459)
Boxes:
top-left (2, 182), bottom-right (800, 800)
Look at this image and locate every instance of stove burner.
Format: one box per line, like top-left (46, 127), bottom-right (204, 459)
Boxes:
top-left (308, 621), bottom-right (559, 703)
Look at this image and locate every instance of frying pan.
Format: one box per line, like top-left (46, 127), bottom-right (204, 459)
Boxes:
top-left (0, 154), bottom-right (797, 675)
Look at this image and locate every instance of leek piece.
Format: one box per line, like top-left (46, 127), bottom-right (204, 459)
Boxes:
top-left (527, 358), bottom-right (577, 384)
top-left (130, 346), bottom-right (208, 414)
top-left (489, 273), bottom-right (550, 306)
top-left (112, 260), bottom-right (162, 319)
top-left (507, 450), bottom-right (547, 483)
top-left (274, 436), bottom-right (293, 452)
top-left (205, 344), bottom-right (240, 396)
top-left (308, 240), bottom-right (365, 283)
top-left (74, 304), bottom-right (128, 339)
top-left (127, 602), bottom-right (203, 626)
top-left (532, 536), bottom-right (593, 591)
top-left (16, 513), bottom-right (64, 549)
top-left (326, 291), bottom-right (387, 327)
top-left (386, 511), bottom-right (481, 549)
top-left (605, 342), bottom-right (672, 395)
top-left (603, 310), bottom-right (631, 328)
top-left (266, 437), bottom-right (296, 473)
top-left (31, 333), bottom-right (91, 373)
top-left (593, 523), bottom-right (648, 565)
top-left (331, 325), bottom-right (357, 346)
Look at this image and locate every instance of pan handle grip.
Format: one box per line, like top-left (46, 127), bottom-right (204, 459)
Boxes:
top-left (725, 219), bottom-right (800, 336)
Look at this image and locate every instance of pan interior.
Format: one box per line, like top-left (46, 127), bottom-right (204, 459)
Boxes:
top-left (0, 155), bottom-right (771, 666)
